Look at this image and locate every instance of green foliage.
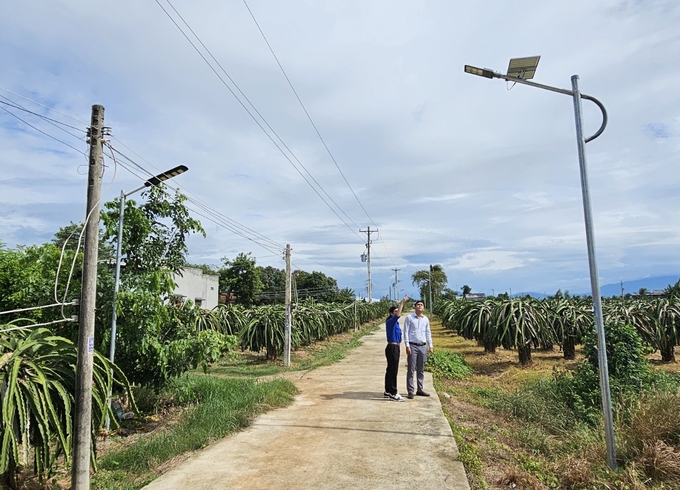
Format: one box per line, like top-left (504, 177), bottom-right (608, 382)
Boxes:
top-left (411, 265), bottom-right (448, 307)
top-left (96, 375), bottom-right (297, 487)
top-left (0, 242), bottom-right (82, 328)
top-left (219, 253), bottom-right (262, 306)
top-left (552, 322), bottom-right (665, 424)
top-left (0, 328), bottom-right (133, 484)
top-left (425, 350), bottom-right (472, 379)
top-left (100, 187), bottom-right (206, 386)
top-left (294, 270), bottom-right (340, 303)
top-left (664, 278), bottom-right (680, 299)
top-left (256, 265), bottom-right (286, 304)
top-left (101, 185), bottom-right (205, 276)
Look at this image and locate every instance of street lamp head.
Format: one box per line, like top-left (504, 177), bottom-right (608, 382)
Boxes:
top-left (506, 56), bottom-right (540, 80)
top-left (144, 165), bottom-right (189, 187)
top-left (464, 65), bottom-right (498, 79)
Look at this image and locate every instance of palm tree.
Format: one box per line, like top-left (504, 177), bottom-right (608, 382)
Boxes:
top-left (411, 265), bottom-right (448, 306)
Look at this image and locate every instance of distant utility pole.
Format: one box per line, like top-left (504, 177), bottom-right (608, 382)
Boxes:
top-left (360, 226), bottom-right (377, 303)
top-left (620, 280), bottom-right (624, 299)
top-left (72, 104), bottom-right (105, 489)
top-left (284, 244), bottom-right (292, 367)
top-left (428, 265), bottom-right (433, 313)
top-left (392, 268), bottom-right (401, 302)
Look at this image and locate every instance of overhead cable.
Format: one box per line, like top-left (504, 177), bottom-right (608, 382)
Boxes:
top-left (155, 0), bottom-right (363, 241)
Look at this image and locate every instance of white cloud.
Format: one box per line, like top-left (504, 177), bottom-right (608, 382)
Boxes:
top-left (2, 0), bottom-right (680, 297)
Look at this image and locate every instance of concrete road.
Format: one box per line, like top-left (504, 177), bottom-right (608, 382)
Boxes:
top-left (143, 325), bottom-right (470, 489)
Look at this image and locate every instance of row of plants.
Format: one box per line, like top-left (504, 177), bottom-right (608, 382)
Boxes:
top-left (0, 298), bottom-right (385, 487)
top-left (435, 295), bottom-right (680, 365)
top-left (1, 184), bottom-right (388, 487)
top-left (429, 309), bottom-right (680, 488)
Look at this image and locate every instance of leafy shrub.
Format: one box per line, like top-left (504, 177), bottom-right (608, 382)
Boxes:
top-left (552, 322), bottom-right (653, 423)
top-left (425, 350), bottom-right (472, 379)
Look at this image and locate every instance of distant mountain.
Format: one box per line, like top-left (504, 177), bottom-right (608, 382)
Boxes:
top-left (512, 292), bottom-right (549, 299)
top-left (511, 275), bottom-right (680, 300)
top-left (600, 275), bottom-right (680, 298)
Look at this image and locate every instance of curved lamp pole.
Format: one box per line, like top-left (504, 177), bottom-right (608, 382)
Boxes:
top-left (464, 58), bottom-right (616, 470)
top-left (106, 164), bottom-right (188, 431)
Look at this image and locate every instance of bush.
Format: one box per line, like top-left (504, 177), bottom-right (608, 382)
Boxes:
top-left (425, 350), bottom-right (472, 379)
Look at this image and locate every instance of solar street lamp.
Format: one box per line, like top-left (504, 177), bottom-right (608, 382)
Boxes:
top-left (106, 165), bottom-right (188, 430)
top-left (465, 57), bottom-right (616, 470)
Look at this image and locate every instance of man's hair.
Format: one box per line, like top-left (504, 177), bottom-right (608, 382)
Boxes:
top-left (389, 305), bottom-right (398, 314)
top-left (414, 300), bottom-right (425, 306)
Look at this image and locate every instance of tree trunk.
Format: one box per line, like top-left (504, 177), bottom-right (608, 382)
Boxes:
top-left (266, 343), bottom-right (278, 361)
top-left (483, 341), bottom-right (496, 354)
top-left (563, 336), bottom-right (576, 360)
top-left (660, 344), bottom-right (676, 363)
top-left (518, 344), bottom-right (532, 366)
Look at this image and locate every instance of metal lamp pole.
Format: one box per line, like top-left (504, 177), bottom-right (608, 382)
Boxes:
top-left (106, 165), bottom-right (188, 431)
top-left (464, 61), bottom-right (616, 470)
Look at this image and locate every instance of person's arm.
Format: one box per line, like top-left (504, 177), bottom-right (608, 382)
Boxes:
top-left (396, 295), bottom-right (408, 317)
top-left (426, 316), bottom-right (433, 353)
top-left (404, 313), bottom-right (411, 354)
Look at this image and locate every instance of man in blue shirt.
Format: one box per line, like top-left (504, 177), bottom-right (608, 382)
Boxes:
top-left (384, 295), bottom-right (408, 401)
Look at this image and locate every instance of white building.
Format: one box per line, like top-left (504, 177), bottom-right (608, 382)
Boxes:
top-left (172, 267), bottom-right (219, 310)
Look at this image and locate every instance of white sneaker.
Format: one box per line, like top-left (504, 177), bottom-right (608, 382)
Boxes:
top-left (389, 393), bottom-right (405, 402)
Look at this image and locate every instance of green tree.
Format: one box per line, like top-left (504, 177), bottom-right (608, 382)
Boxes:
top-left (638, 287), bottom-right (648, 297)
top-left (664, 279), bottom-right (680, 299)
top-left (461, 284), bottom-right (472, 299)
top-left (100, 185), bottom-right (207, 385)
top-left (257, 265), bottom-right (286, 304)
top-left (102, 185), bottom-right (205, 275)
top-left (411, 265), bottom-right (448, 306)
top-left (294, 270), bottom-right (339, 302)
top-left (337, 287), bottom-right (356, 303)
top-left (220, 253), bottom-right (262, 307)
top-left (440, 288), bottom-right (458, 301)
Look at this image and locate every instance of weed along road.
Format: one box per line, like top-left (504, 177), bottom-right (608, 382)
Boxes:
top-left (143, 325), bottom-right (470, 490)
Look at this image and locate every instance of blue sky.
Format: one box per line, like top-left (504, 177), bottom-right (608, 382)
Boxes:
top-left (1, 0), bottom-right (680, 299)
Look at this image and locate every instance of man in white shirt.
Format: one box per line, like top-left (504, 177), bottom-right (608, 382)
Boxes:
top-left (403, 300), bottom-right (433, 399)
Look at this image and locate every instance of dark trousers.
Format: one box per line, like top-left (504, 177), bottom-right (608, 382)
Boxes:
top-left (384, 343), bottom-right (400, 395)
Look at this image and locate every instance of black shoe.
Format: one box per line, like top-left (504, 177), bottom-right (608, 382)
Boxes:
top-left (383, 391), bottom-right (390, 398)
top-left (407, 392), bottom-right (414, 399)
top-left (416, 390), bottom-right (430, 397)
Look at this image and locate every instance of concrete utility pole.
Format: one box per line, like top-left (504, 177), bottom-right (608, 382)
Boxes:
top-left (360, 226), bottom-right (377, 303)
top-left (72, 104), bottom-right (105, 489)
top-left (428, 265), bottom-right (434, 313)
top-left (392, 268), bottom-right (400, 302)
top-left (283, 244), bottom-right (292, 366)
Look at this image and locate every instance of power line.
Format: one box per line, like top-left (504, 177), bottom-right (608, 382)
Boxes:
top-left (242, 0), bottom-right (375, 227)
top-left (155, 0), bottom-right (363, 242)
top-left (0, 85), bottom-right (88, 125)
top-left (0, 105), bottom-right (87, 156)
top-left (0, 96), bottom-right (86, 134)
top-left (0, 301), bottom-right (77, 316)
top-left (104, 145), bottom-right (286, 257)
top-left (241, 0), bottom-right (400, 270)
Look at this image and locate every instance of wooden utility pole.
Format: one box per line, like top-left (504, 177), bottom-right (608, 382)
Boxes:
top-left (283, 244), bottom-right (292, 366)
top-left (360, 227), bottom-right (377, 303)
top-left (72, 105), bottom-right (105, 489)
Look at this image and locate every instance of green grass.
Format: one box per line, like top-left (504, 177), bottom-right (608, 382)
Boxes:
top-left (93, 324), bottom-right (381, 489)
top-left (93, 375), bottom-right (297, 489)
top-left (205, 323), bottom-right (380, 378)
